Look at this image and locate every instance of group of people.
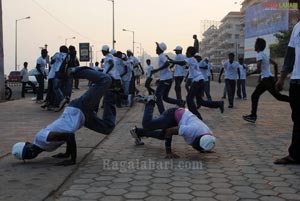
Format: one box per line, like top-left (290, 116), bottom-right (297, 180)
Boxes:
top-left (12, 18), bottom-right (300, 166)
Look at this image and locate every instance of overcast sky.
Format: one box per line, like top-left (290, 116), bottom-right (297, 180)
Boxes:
top-left (2, 0), bottom-right (241, 73)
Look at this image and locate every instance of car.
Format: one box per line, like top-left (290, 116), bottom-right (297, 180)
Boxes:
top-left (8, 71), bottom-right (21, 82)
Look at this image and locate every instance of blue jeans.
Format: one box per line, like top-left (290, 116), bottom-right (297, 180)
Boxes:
top-left (68, 67), bottom-right (115, 134)
top-left (225, 79), bottom-right (236, 106)
top-left (53, 78), bottom-right (65, 106)
top-left (155, 79), bottom-right (181, 114)
top-left (237, 79), bottom-right (246, 98)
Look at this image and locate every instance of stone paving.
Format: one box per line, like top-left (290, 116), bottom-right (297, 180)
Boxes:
top-left (47, 82), bottom-right (300, 201)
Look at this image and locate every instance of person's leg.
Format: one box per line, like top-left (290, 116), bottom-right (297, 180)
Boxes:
top-left (185, 78), bottom-right (191, 93)
top-left (227, 79), bottom-right (236, 107)
top-left (222, 83), bottom-right (227, 98)
top-left (250, 80), bottom-right (267, 117)
top-left (35, 74), bottom-right (44, 101)
top-left (204, 79), bottom-right (212, 101)
top-left (155, 80), bottom-right (166, 114)
top-left (53, 78), bottom-right (64, 106)
top-left (162, 79), bottom-right (183, 106)
top-left (145, 78), bottom-right (153, 95)
top-left (136, 128), bottom-right (165, 140)
top-left (242, 79), bottom-right (247, 99)
top-left (21, 82), bottom-right (26, 98)
top-left (265, 77), bottom-right (289, 102)
top-left (174, 76), bottom-right (183, 100)
top-left (187, 81), bottom-right (203, 120)
top-left (237, 79), bottom-right (242, 98)
top-left (288, 84), bottom-right (300, 161)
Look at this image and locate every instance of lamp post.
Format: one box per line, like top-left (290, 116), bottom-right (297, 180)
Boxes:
top-left (107, 0), bottom-right (115, 49)
top-left (123, 28), bottom-right (135, 54)
top-left (65, 36), bottom-right (76, 46)
top-left (15, 16), bottom-right (30, 71)
top-left (135, 42), bottom-right (144, 66)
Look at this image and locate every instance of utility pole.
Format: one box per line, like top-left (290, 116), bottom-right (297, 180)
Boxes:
top-left (0, 0), bottom-right (5, 101)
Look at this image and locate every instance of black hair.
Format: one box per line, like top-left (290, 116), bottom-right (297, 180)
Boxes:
top-left (95, 62), bottom-right (99, 66)
top-left (41, 49), bottom-right (48, 54)
top-left (186, 46), bottom-right (197, 56)
top-left (191, 136), bottom-right (204, 152)
top-left (59, 45), bottom-right (68, 53)
top-left (24, 62), bottom-right (28, 65)
top-left (228, 53), bottom-right (235, 58)
top-left (146, 59), bottom-right (151, 63)
top-left (255, 38), bottom-right (266, 51)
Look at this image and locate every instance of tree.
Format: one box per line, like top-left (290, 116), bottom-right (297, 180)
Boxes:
top-left (269, 29), bottom-right (293, 58)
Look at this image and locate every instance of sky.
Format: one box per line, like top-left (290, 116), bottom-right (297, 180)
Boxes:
top-left (2, 0), bottom-right (241, 73)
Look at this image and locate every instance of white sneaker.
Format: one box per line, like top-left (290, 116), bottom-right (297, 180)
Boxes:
top-left (130, 127), bottom-right (144, 145)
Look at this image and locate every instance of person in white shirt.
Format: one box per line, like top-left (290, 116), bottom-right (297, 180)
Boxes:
top-left (236, 58), bottom-right (247, 100)
top-left (145, 59), bottom-right (155, 95)
top-left (172, 46), bottom-right (186, 100)
top-left (20, 62), bottom-right (36, 98)
top-left (243, 38), bottom-right (289, 123)
top-left (127, 50), bottom-right (144, 96)
top-left (275, 20), bottom-right (300, 165)
top-left (12, 67), bottom-right (116, 166)
top-left (151, 42), bottom-right (185, 114)
top-left (130, 96), bottom-right (216, 158)
top-left (218, 53), bottom-right (240, 108)
top-left (34, 49), bottom-right (48, 103)
top-left (198, 58), bottom-right (212, 101)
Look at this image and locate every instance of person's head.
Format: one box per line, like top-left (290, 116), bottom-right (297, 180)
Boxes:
top-left (23, 62), bottom-right (28, 68)
top-left (194, 53), bottom-right (202, 62)
top-left (155, 42), bottom-right (167, 55)
top-left (204, 57), bottom-right (209, 63)
top-left (193, 34), bottom-right (197, 39)
top-left (126, 49), bottom-right (133, 57)
top-left (192, 134), bottom-right (216, 152)
top-left (110, 49), bottom-right (117, 56)
top-left (59, 45), bottom-right (68, 54)
top-left (255, 38), bottom-right (266, 52)
top-left (95, 61), bottom-right (99, 66)
top-left (101, 45), bottom-right (110, 56)
top-left (186, 46), bottom-right (197, 58)
top-left (12, 142), bottom-right (43, 160)
top-left (174, 46), bottom-right (183, 54)
top-left (122, 53), bottom-right (128, 61)
top-left (228, 53), bottom-right (235, 62)
top-left (41, 49), bottom-right (48, 58)
top-left (68, 45), bottom-right (77, 56)
top-left (146, 59), bottom-right (151, 65)
top-left (238, 57), bottom-right (244, 65)
top-left (116, 51), bottom-right (123, 59)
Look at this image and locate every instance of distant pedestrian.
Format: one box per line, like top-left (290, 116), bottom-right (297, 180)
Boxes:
top-left (145, 59), bottom-right (155, 95)
top-left (69, 46), bottom-right (80, 90)
top-left (274, 20), bottom-right (300, 165)
top-left (218, 53), bottom-right (239, 108)
top-left (243, 38), bottom-right (289, 123)
top-left (193, 34), bottom-right (199, 53)
top-left (151, 42), bottom-right (185, 114)
top-left (236, 58), bottom-right (247, 100)
top-left (172, 46), bottom-right (186, 100)
top-left (34, 49), bottom-right (48, 103)
top-left (20, 62), bottom-right (36, 98)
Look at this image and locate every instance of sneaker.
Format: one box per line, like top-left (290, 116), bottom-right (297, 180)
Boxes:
top-left (242, 114), bottom-right (257, 123)
top-left (134, 95), bottom-right (156, 104)
top-left (55, 97), bottom-right (69, 112)
top-left (219, 101), bottom-right (224, 114)
top-left (130, 127), bottom-right (144, 145)
top-left (228, 105), bottom-right (233, 108)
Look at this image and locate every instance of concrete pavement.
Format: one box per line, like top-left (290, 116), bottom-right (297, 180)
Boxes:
top-left (1, 80), bottom-right (300, 201)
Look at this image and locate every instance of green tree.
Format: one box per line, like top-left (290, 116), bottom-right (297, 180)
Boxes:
top-left (269, 29), bottom-right (293, 58)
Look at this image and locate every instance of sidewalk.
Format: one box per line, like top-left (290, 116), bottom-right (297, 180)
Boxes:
top-left (1, 81), bottom-right (300, 201)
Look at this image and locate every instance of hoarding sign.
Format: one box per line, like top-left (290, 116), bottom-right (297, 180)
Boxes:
top-left (79, 43), bottom-right (90, 62)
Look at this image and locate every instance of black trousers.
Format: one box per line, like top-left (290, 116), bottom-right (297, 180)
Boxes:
top-left (145, 77), bottom-right (155, 95)
top-left (288, 83), bottom-right (300, 161)
top-left (21, 81), bottom-right (36, 97)
top-left (251, 77), bottom-right (289, 117)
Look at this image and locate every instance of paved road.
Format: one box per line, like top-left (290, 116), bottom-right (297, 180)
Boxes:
top-left (1, 80), bottom-right (300, 201)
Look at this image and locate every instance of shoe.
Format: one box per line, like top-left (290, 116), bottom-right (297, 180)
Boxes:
top-left (222, 96), bottom-right (226, 99)
top-left (274, 156), bottom-right (300, 165)
top-left (55, 97), bottom-right (69, 112)
top-left (219, 101), bottom-right (224, 114)
top-left (130, 127), bottom-right (144, 145)
top-left (177, 100), bottom-right (186, 108)
top-left (242, 114), bottom-right (257, 123)
top-left (41, 102), bottom-right (48, 109)
top-left (243, 97), bottom-right (247, 100)
top-left (134, 95), bottom-right (156, 104)
top-left (228, 105), bottom-right (233, 108)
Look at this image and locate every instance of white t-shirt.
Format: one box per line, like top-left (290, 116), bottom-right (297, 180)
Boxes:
top-left (288, 22), bottom-right (300, 79)
top-left (223, 61), bottom-right (239, 80)
top-left (34, 56), bottom-right (47, 75)
top-left (199, 60), bottom-right (209, 81)
top-left (238, 64), bottom-right (247, 80)
top-left (122, 60), bottom-right (133, 82)
top-left (146, 65), bottom-right (154, 78)
top-left (48, 52), bottom-right (68, 79)
top-left (103, 53), bottom-right (121, 80)
top-left (256, 51), bottom-right (273, 78)
top-left (185, 57), bottom-right (204, 82)
top-left (178, 109), bottom-right (213, 145)
top-left (174, 54), bottom-right (186, 77)
top-left (33, 107), bottom-right (85, 151)
top-left (20, 67), bottom-right (29, 82)
top-left (129, 56), bottom-right (141, 76)
top-left (158, 53), bottom-right (172, 80)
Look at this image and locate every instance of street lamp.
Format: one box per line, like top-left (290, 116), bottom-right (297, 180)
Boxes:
top-left (123, 28), bottom-right (135, 54)
top-left (15, 16), bottom-right (30, 71)
top-left (65, 36), bottom-right (76, 46)
top-left (107, 0), bottom-right (115, 49)
top-left (135, 41), bottom-right (144, 66)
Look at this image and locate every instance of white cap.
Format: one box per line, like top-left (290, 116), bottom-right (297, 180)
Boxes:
top-left (156, 42), bottom-right (167, 51)
top-left (12, 142), bottom-right (26, 160)
top-left (195, 53), bottom-right (201, 57)
top-left (174, 46), bottom-right (183, 51)
top-left (199, 135), bottom-right (216, 151)
top-left (110, 49), bottom-right (116, 55)
top-left (101, 45), bottom-right (110, 52)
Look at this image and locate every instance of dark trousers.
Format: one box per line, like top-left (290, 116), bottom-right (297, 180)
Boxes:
top-left (225, 79), bottom-right (236, 107)
top-left (35, 74), bottom-right (44, 100)
top-left (237, 79), bottom-right (246, 98)
top-left (288, 83), bottom-right (300, 161)
top-left (251, 77), bottom-right (289, 117)
top-left (185, 78), bottom-right (192, 93)
top-left (145, 77), bottom-right (155, 95)
top-left (174, 76), bottom-right (184, 100)
top-left (155, 79), bottom-right (181, 114)
top-left (21, 81), bottom-right (36, 97)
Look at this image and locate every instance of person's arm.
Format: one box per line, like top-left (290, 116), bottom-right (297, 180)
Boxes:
top-left (237, 66), bottom-right (241, 80)
top-left (151, 60), bottom-right (171, 74)
top-left (138, 63), bottom-right (144, 75)
top-left (218, 68), bottom-right (224, 83)
top-left (105, 59), bottom-right (114, 74)
top-left (47, 132), bottom-right (77, 166)
top-left (270, 58), bottom-right (278, 80)
top-left (249, 60), bottom-right (262, 75)
top-left (120, 65), bottom-right (128, 77)
top-left (164, 127), bottom-right (180, 158)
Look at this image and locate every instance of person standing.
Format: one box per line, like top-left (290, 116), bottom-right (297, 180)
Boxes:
top-left (193, 34), bottom-right (199, 53)
top-left (274, 20), bottom-right (300, 165)
top-left (145, 59), bottom-right (155, 95)
top-left (236, 58), bottom-right (247, 100)
top-left (34, 49), bottom-right (48, 103)
top-left (127, 50), bottom-right (144, 96)
top-left (20, 62), bottom-right (36, 98)
top-left (69, 46), bottom-right (80, 90)
top-left (218, 53), bottom-right (239, 108)
top-left (151, 42), bottom-right (185, 114)
top-left (172, 46), bottom-right (186, 100)
top-left (243, 38), bottom-right (289, 123)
